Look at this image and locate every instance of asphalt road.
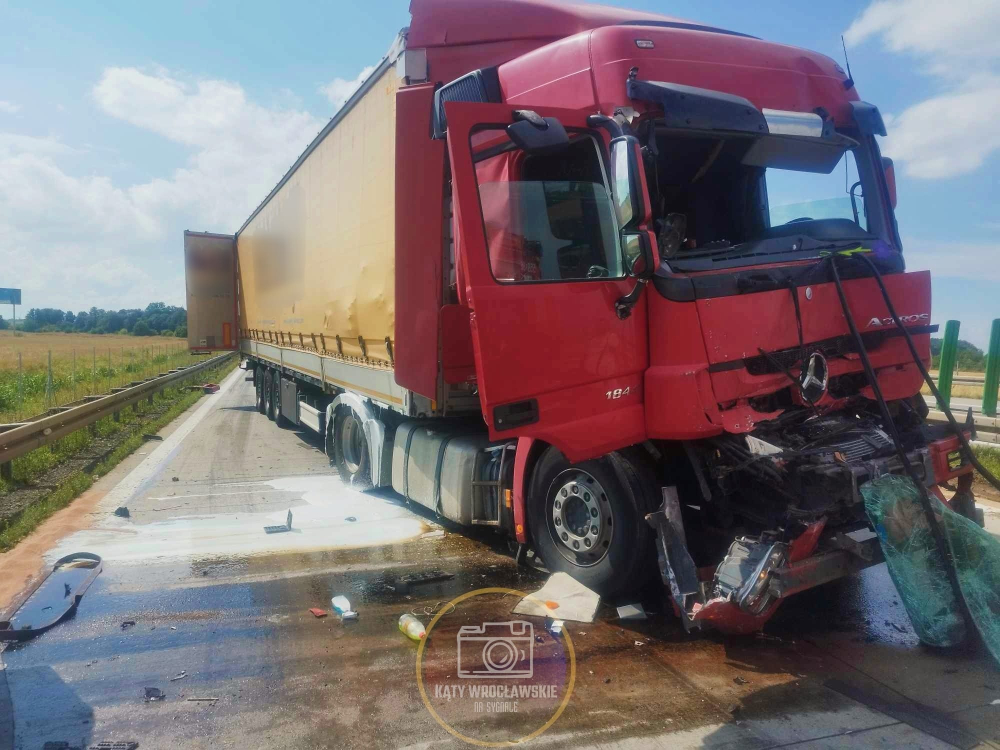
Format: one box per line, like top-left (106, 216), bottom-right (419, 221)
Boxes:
top-left (1, 369), bottom-right (998, 750)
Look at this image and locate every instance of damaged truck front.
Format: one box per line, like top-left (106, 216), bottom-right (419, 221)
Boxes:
top-left (438, 16), bottom-right (981, 633)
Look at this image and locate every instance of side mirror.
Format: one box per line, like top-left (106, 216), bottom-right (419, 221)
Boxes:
top-left (610, 136), bottom-right (644, 231)
top-left (882, 156), bottom-right (897, 209)
top-left (506, 111), bottom-right (569, 154)
top-left (622, 232), bottom-right (655, 278)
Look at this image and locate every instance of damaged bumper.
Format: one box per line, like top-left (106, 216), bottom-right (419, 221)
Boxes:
top-left (646, 488), bottom-right (885, 635)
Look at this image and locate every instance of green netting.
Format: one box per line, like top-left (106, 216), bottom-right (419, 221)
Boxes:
top-left (863, 474), bottom-right (1000, 666)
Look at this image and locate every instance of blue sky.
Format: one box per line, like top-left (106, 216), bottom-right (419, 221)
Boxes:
top-left (0, 0), bottom-right (997, 346)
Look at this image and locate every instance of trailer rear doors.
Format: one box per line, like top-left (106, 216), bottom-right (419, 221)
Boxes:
top-left (445, 103), bottom-right (648, 462)
top-left (184, 231), bottom-right (238, 352)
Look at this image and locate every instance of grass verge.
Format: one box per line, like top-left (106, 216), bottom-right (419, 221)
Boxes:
top-left (972, 444), bottom-right (1000, 481)
top-left (0, 357), bottom-right (235, 552)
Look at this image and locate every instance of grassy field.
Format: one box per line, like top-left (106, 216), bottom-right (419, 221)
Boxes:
top-left (0, 331), bottom-right (191, 422)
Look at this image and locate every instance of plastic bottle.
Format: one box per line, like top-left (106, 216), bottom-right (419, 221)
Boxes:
top-left (399, 613), bottom-right (426, 641)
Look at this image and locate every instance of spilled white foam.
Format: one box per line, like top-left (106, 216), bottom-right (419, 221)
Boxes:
top-left (48, 475), bottom-right (434, 564)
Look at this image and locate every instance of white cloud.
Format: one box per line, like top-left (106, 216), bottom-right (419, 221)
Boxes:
top-left (846, 0), bottom-right (1000, 180)
top-left (0, 100), bottom-right (20, 114)
top-left (880, 76), bottom-right (1000, 179)
top-left (844, 0), bottom-right (1000, 68)
top-left (0, 67), bottom-right (323, 313)
top-left (902, 239), bottom-right (1000, 282)
top-left (319, 65), bottom-right (375, 111)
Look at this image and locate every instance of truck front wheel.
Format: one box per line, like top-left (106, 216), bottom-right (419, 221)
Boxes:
top-left (528, 447), bottom-right (654, 599)
top-left (332, 409), bottom-right (373, 490)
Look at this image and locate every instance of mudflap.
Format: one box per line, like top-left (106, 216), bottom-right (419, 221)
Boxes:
top-left (644, 487), bottom-right (700, 631)
top-left (0, 553), bottom-right (102, 641)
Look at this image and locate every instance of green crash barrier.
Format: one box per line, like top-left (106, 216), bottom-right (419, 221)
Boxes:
top-left (937, 320), bottom-right (960, 409)
top-left (984, 319), bottom-right (1000, 418)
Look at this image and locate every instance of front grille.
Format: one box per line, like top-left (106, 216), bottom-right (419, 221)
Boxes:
top-left (830, 431), bottom-right (894, 462)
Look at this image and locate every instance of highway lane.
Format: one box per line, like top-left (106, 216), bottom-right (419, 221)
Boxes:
top-left (1, 368), bottom-right (997, 749)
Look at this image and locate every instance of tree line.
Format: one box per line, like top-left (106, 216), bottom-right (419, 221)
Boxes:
top-left (0, 303), bottom-right (187, 337)
top-left (930, 338), bottom-right (989, 372)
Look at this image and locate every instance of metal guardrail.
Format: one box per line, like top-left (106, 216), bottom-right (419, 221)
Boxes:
top-left (926, 409), bottom-right (999, 445)
top-left (0, 352), bottom-right (235, 471)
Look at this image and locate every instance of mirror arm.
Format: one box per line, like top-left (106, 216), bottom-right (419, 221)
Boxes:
top-left (615, 279), bottom-right (648, 320)
top-left (587, 114), bottom-right (623, 139)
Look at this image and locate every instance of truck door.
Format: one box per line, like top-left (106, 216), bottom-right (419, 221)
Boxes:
top-left (183, 231), bottom-right (238, 352)
top-left (445, 103), bottom-right (653, 462)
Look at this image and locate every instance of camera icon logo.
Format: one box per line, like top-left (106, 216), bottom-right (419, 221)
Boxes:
top-left (456, 621), bottom-right (534, 679)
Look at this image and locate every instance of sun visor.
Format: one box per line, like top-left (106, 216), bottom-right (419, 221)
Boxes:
top-left (742, 132), bottom-right (857, 173)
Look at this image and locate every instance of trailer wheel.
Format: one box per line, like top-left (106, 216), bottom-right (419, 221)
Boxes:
top-left (527, 447), bottom-right (654, 598)
top-left (332, 409), bottom-right (373, 490)
top-left (271, 372), bottom-right (287, 427)
top-left (263, 370), bottom-right (276, 421)
top-left (255, 368), bottom-right (266, 414)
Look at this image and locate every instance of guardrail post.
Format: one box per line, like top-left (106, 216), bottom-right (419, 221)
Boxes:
top-left (937, 320), bottom-right (960, 409)
top-left (45, 350), bottom-right (52, 409)
top-left (983, 318), bottom-right (1000, 418)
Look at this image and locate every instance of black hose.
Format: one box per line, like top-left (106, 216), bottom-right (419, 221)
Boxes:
top-left (855, 252), bottom-right (1000, 492)
top-left (827, 255), bottom-right (972, 631)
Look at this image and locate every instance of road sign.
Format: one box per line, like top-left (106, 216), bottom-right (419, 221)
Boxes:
top-left (0, 288), bottom-right (21, 305)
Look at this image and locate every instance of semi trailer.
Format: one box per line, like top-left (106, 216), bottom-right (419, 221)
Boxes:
top-left (184, 0), bottom-right (981, 633)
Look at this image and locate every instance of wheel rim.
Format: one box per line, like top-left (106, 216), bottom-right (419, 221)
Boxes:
top-left (339, 414), bottom-right (364, 474)
top-left (547, 468), bottom-right (613, 567)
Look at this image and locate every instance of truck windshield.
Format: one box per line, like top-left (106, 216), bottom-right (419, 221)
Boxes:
top-left (472, 131), bottom-right (623, 283)
top-left (646, 128), bottom-right (889, 272)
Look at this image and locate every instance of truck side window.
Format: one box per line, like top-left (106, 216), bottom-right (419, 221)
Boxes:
top-left (473, 130), bottom-right (622, 283)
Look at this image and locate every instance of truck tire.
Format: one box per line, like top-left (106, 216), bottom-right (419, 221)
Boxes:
top-left (527, 447), bottom-right (655, 599)
top-left (263, 370), bottom-right (276, 421)
top-left (332, 409), bottom-right (373, 490)
top-left (255, 369), bottom-right (266, 414)
top-left (272, 373), bottom-right (287, 427)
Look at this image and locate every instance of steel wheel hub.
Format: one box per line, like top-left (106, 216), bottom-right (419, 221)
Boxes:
top-left (550, 469), bottom-right (612, 566)
top-left (340, 415), bottom-right (364, 473)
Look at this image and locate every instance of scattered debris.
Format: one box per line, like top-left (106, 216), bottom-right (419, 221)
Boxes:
top-left (309, 608), bottom-right (328, 618)
top-left (120, 620), bottom-right (136, 630)
top-left (733, 676), bottom-right (749, 686)
top-left (143, 434), bottom-right (164, 441)
top-left (171, 476), bottom-right (179, 482)
top-left (991, 699), bottom-right (1000, 706)
top-left (547, 619), bottom-right (565, 637)
top-left (411, 601), bottom-right (456, 618)
top-left (91, 741), bottom-right (139, 750)
top-left (114, 506), bottom-right (130, 518)
top-left (169, 671), bottom-right (187, 681)
top-left (634, 641), bottom-right (644, 647)
top-left (399, 613), bottom-right (426, 641)
top-left (345, 516), bottom-right (357, 522)
top-left (755, 632), bottom-right (789, 644)
top-left (512, 572), bottom-right (600, 623)
top-left (604, 677), bottom-right (612, 684)
top-left (400, 570), bottom-right (454, 586)
top-left (186, 697), bottom-right (219, 702)
top-left (144, 687), bottom-right (165, 702)
top-left (617, 603), bottom-right (647, 621)
top-left (170, 626), bottom-right (177, 630)
top-left (889, 622), bottom-right (907, 634)
top-left (264, 510), bottom-right (293, 534)
top-left (331, 595), bottom-right (357, 620)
